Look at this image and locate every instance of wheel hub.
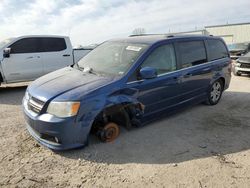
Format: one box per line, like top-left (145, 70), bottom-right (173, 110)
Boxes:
top-left (101, 122), bottom-right (120, 142)
top-left (210, 82), bottom-right (221, 102)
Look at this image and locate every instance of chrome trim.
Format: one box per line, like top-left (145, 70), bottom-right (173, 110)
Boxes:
top-left (126, 57), bottom-right (229, 85)
top-left (23, 98), bottom-right (38, 117)
top-left (29, 99), bottom-right (43, 110)
top-left (25, 93), bottom-right (45, 115)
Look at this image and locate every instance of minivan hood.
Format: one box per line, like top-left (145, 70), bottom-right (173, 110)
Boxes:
top-left (28, 67), bottom-right (115, 101)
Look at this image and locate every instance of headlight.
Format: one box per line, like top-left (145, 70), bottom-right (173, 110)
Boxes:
top-left (235, 62), bottom-right (241, 67)
top-left (47, 101), bottom-right (80, 118)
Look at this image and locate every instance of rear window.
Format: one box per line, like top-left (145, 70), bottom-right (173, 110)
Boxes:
top-left (39, 38), bottom-right (66, 52)
top-left (178, 41), bottom-right (207, 68)
top-left (207, 39), bottom-right (229, 61)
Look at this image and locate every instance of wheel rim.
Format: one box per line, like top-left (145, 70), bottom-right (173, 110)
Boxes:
top-left (210, 82), bottom-right (221, 103)
top-left (103, 122), bottom-right (120, 142)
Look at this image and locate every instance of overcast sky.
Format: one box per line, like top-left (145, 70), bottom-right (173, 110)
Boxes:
top-left (0, 0), bottom-right (249, 46)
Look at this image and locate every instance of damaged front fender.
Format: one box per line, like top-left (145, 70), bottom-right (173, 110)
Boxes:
top-left (77, 87), bottom-right (145, 141)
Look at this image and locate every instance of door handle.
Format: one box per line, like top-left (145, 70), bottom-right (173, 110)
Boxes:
top-left (202, 67), bottom-right (211, 72)
top-left (26, 56), bottom-right (34, 59)
top-left (173, 76), bottom-right (182, 83)
top-left (63, 54), bottom-right (71, 57)
top-left (183, 73), bottom-right (192, 78)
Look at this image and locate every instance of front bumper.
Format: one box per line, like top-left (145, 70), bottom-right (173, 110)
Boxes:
top-left (234, 66), bottom-right (250, 73)
top-left (23, 99), bottom-right (90, 150)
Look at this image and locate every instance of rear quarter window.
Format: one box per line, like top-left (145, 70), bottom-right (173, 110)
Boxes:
top-left (207, 39), bottom-right (229, 61)
top-left (177, 40), bottom-right (207, 68)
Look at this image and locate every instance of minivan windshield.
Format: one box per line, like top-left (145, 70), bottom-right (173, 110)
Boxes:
top-left (0, 38), bottom-right (15, 49)
top-left (77, 41), bottom-right (148, 76)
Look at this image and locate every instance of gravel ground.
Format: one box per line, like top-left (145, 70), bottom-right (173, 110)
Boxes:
top-left (0, 75), bottom-right (250, 188)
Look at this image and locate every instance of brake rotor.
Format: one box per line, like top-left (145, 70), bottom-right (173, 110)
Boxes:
top-left (102, 122), bottom-right (120, 142)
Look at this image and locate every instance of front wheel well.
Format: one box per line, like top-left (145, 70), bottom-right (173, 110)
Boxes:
top-left (91, 102), bottom-right (144, 133)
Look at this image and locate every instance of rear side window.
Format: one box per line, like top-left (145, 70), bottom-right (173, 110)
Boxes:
top-left (9, 37), bottom-right (66, 54)
top-left (178, 41), bottom-right (207, 68)
top-left (207, 39), bottom-right (229, 61)
top-left (39, 38), bottom-right (66, 52)
top-left (10, 38), bottom-right (38, 53)
top-left (141, 44), bottom-right (177, 75)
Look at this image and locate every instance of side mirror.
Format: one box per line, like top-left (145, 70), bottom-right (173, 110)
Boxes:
top-left (3, 48), bottom-right (11, 58)
top-left (139, 67), bottom-right (157, 79)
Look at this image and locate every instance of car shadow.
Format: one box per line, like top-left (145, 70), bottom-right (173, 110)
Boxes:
top-left (0, 85), bottom-right (27, 105)
top-left (59, 90), bottom-right (250, 164)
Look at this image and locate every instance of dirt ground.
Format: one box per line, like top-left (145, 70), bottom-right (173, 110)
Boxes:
top-left (0, 75), bottom-right (250, 188)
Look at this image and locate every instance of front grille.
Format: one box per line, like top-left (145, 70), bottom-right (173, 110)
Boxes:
top-left (27, 96), bottom-right (45, 114)
top-left (240, 63), bottom-right (250, 69)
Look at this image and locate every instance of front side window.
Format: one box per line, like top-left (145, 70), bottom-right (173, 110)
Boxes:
top-left (77, 41), bottom-right (148, 76)
top-left (9, 38), bottom-right (38, 53)
top-left (207, 39), bottom-right (229, 61)
top-left (178, 41), bottom-right (207, 68)
top-left (9, 37), bottom-right (67, 54)
top-left (141, 44), bottom-right (177, 75)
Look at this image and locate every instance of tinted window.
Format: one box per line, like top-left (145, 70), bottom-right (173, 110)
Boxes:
top-left (39, 38), bottom-right (66, 52)
top-left (178, 41), bottom-right (207, 68)
top-left (9, 37), bottom-right (66, 54)
top-left (207, 39), bottom-right (228, 61)
top-left (10, 38), bottom-right (38, 53)
top-left (141, 44), bottom-right (177, 75)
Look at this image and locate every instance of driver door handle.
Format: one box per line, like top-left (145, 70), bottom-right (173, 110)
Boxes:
top-left (183, 73), bottom-right (192, 78)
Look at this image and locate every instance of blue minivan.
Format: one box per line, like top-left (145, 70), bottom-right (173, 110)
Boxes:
top-left (23, 35), bottom-right (231, 150)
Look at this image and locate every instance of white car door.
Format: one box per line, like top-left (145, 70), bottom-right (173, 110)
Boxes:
top-left (40, 37), bottom-right (73, 74)
top-left (1, 38), bottom-right (44, 83)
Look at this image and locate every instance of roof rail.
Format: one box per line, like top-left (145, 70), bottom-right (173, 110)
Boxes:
top-left (129, 34), bottom-right (166, 37)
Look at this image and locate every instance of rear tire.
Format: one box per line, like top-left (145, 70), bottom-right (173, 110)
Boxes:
top-left (206, 80), bottom-right (223, 105)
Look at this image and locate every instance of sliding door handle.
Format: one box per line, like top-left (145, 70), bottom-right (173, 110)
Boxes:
top-left (183, 73), bottom-right (192, 78)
